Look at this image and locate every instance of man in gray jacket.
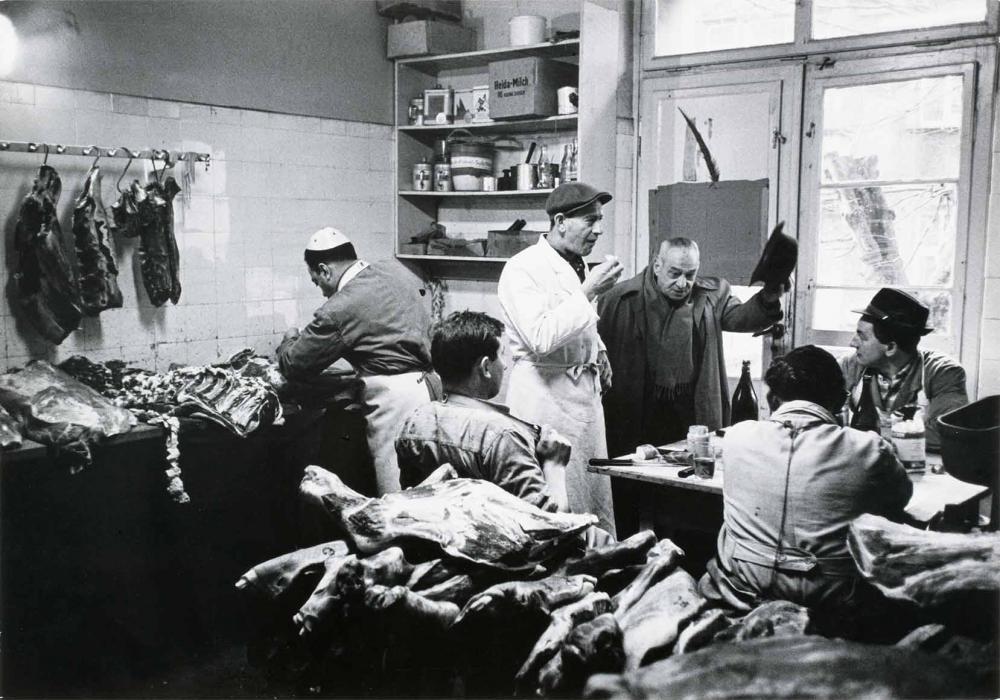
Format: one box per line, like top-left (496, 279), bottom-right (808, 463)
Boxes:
top-left (277, 227), bottom-right (438, 495)
top-left (699, 346), bottom-right (912, 626)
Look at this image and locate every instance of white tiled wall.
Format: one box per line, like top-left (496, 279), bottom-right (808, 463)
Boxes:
top-left (0, 81), bottom-right (396, 372)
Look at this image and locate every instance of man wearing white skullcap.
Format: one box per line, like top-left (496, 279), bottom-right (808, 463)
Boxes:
top-left (277, 227), bottom-right (439, 495)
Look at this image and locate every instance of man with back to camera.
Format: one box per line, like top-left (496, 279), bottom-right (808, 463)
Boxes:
top-left (497, 181), bottom-right (625, 536)
top-left (699, 345), bottom-right (912, 636)
top-left (842, 287), bottom-right (968, 451)
top-left (395, 310), bottom-right (571, 513)
top-left (277, 227), bottom-right (439, 495)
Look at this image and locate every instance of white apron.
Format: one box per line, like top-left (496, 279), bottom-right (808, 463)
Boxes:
top-left (362, 371), bottom-right (433, 495)
top-left (506, 361), bottom-right (616, 537)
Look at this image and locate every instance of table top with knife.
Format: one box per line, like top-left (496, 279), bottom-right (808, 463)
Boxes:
top-left (587, 438), bottom-right (989, 523)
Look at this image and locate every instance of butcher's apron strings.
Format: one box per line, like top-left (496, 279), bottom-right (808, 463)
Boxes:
top-left (515, 358), bottom-right (600, 382)
top-left (765, 419), bottom-right (826, 594)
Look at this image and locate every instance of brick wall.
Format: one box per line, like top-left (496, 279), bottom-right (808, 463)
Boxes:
top-left (0, 81), bottom-right (397, 372)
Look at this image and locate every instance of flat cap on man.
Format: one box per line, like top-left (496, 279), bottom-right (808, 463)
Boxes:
top-left (545, 182), bottom-right (612, 217)
top-left (853, 287), bottom-right (934, 335)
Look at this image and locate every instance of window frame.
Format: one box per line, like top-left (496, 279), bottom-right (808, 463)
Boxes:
top-left (792, 44), bottom-right (996, 393)
top-left (641, 0), bottom-right (999, 72)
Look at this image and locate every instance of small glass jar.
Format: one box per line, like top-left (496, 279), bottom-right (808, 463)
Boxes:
top-left (686, 425), bottom-right (711, 460)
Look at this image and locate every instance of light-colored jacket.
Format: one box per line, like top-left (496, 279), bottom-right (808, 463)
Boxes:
top-left (497, 236), bottom-right (616, 536)
top-left (701, 400), bottom-right (912, 611)
top-left (498, 236), bottom-right (604, 370)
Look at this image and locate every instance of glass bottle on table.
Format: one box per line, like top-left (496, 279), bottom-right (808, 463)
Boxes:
top-left (850, 373), bottom-right (880, 434)
top-left (731, 360), bottom-right (759, 424)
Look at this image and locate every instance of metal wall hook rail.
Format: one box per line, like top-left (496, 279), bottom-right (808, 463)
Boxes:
top-left (0, 140), bottom-right (210, 165)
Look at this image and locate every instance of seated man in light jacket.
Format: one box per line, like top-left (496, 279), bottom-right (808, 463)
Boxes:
top-left (699, 345), bottom-right (912, 623)
top-left (395, 310), bottom-right (570, 513)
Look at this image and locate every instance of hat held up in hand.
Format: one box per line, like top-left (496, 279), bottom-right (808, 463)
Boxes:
top-left (853, 288), bottom-right (934, 336)
top-left (750, 222), bottom-right (798, 290)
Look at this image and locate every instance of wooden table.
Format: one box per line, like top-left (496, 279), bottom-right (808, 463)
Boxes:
top-left (588, 451), bottom-right (990, 525)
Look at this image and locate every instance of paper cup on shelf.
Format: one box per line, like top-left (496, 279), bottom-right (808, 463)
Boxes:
top-left (557, 86), bottom-right (578, 115)
top-left (509, 15), bottom-right (546, 46)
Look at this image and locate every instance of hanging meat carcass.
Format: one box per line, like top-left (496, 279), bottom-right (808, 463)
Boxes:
top-left (72, 165), bottom-right (124, 315)
top-left (12, 164), bottom-right (83, 343)
top-left (128, 176), bottom-right (182, 307)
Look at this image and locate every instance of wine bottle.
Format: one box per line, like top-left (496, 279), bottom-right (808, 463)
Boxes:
top-left (731, 360), bottom-right (759, 423)
top-left (850, 373), bottom-right (880, 433)
top-left (560, 144), bottom-right (571, 186)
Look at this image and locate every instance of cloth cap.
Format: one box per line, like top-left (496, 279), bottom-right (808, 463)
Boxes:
top-left (545, 182), bottom-right (612, 217)
top-left (306, 227), bottom-right (351, 253)
top-left (852, 288), bottom-right (933, 335)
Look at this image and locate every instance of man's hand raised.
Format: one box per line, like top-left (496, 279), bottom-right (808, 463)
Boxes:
top-left (582, 255), bottom-right (624, 301)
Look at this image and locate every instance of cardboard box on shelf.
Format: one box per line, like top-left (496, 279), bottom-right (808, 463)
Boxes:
top-left (387, 20), bottom-right (476, 59)
top-left (488, 57), bottom-right (572, 120)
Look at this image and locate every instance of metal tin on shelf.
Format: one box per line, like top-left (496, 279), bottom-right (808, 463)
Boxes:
top-left (412, 162), bottom-right (432, 191)
top-left (433, 163), bottom-right (452, 191)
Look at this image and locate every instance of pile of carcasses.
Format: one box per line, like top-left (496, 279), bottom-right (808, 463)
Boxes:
top-left (236, 466), bottom-right (996, 698)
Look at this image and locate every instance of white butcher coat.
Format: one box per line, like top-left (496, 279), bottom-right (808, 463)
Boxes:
top-left (497, 236), bottom-right (616, 537)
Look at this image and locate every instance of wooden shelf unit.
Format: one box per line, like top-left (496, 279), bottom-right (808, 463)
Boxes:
top-left (392, 3), bottom-right (624, 272)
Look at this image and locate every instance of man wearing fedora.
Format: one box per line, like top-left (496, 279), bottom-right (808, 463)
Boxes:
top-left (497, 182), bottom-right (625, 536)
top-left (843, 287), bottom-right (968, 451)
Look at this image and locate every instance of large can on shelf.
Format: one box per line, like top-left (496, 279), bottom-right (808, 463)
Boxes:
top-left (412, 162), bottom-right (432, 191)
top-left (449, 137), bottom-right (494, 191)
top-left (433, 163), bottom-right (452, 191)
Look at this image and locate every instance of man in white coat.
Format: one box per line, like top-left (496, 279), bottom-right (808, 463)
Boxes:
top-left (497, 182), bottom-right (625, 536)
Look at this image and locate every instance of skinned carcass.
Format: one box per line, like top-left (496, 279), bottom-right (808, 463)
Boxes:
top-left (848, 513), bottom-right (1000, 607)
top-left (614, 569), bottom-right (705, 670)
top-left (72, 165), bottom-right (123, 315)
top-left (236, 541), bottom-right (350, 599)
top-left (537, 612), bottom-right (625, 697)
top-left (130, 176), bottom-right (182, 306)
top-left (516, 591), bottom-right (614, 693)
top-left (172, 366), bottom-right (282, 438)
top-left (0, 360), bottom-right (135, 469)
top-left (455, 574), bottom-right (596, 624)
top-left (560, 530), bottom-right (658, 578)
top-left (299, 466), bottom-right (596, 571)
top-left (13, 164), bottom-right (83, 343)
top-left (0, 405), bottom-right (23, 449)
top-left (583, 635), bottom-right (982, 699)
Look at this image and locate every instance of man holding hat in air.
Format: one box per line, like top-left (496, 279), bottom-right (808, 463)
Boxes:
top-left (842, 287), bottom-right (968, 451)
top-left (497, 182), bottom-right (625, 536)
top-left (277, 227), bottom-right (438, 495)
